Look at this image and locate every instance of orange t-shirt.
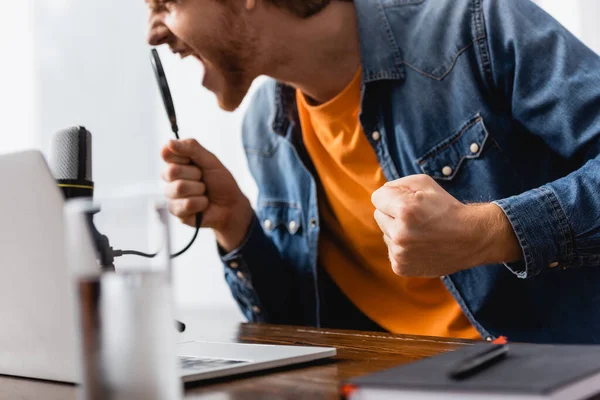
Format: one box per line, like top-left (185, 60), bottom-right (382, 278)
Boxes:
top-left (296, 68), bottom-right (480, 339)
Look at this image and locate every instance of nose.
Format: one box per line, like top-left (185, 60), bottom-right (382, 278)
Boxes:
top-left (147, 18), bottom-right (171, 46)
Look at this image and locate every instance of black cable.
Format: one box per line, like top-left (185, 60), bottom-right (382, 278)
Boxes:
top-left (115, 213), bottom-right (202, 259)
top-left (113, 120), bottom-right (205, 259)
top-left (172, 213), bottom-right (202, 258)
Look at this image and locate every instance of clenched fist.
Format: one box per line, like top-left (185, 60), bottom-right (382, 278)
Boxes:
top-left (161, 139), bottom-right (253, 252)
top-left (371, 175), bottom-right (521, 277)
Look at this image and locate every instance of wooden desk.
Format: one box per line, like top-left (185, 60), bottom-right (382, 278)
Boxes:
top-left (184, 323), bottom-right (472, 399)
top-left (1, 316), bottom-right (473, 399)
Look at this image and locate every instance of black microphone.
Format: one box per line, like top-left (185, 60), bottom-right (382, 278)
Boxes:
top-left (49, 126), bottom-right (94, 199)
top-left (49, 126), bottom-right (116, 270)
top-left (149, 48), bottom-right (202, 257)
top-left (150, 49), bottom-right (179, 138)
top-left (50, 126), bottom-right (186, 333)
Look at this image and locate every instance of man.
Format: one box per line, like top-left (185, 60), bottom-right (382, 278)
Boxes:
top-left (147, 0), bottom-right (600, 343)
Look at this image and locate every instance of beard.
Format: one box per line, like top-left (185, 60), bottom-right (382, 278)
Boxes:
top-left (212, 39), bottom-right (255, 111)
top-left (204, 4), bottom-right (258, 111)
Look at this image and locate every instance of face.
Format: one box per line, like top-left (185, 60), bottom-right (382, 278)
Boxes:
top-left (147, 0), bottom-right (258, 111)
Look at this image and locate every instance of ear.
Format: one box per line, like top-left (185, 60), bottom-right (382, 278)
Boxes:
top-left (245, 0), bottom-right (257, 11)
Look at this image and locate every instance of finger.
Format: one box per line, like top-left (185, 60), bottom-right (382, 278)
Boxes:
top-left (161, 145), bottom-right (191, 165)
top-left (371, 186), bottom-right (406, 218)
top-left (383, 235), bottom-right (399, 264)
top-left (178, 215), bottom-right (198, 228)
top-left (162, 163), bottom-right (203, 183)
top-left (165, 181), bottom-right (207, 199)
top-left (389, 253), bottom-right (402, 275)
top-left (374, 209), bottom-right (396, 238)
top-left (384, 174), bottom-right (434, 193)
top-left (167, 139), bottom-right (220, 169)
top-left (383, 233), bottom-right (392, 248)
top-left (383, 235), bottom-right (403, 275)
top-left (168, 197), bottom-right (209, 220)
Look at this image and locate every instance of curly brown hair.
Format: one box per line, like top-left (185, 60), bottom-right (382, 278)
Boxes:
top-left (149, 0), bottom-right (352, 18)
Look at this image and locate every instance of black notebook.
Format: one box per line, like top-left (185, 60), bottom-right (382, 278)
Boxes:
top-left (342, 343), bottom-right (600, 400)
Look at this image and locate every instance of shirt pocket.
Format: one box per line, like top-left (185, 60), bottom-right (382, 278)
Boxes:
top-left (416, 114), bottom-right (489, 181)
top-left (414, 114), bottom-right (521, 202)
top-left (256, 199), bottom-right (303, 249)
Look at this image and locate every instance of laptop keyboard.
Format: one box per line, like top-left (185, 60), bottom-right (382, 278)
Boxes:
top-left (179, 356), bottom-right (249, 371)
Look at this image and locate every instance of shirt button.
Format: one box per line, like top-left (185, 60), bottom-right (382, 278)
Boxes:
top-left (442, 166), bottom-right (453, 177)
top-left (549, 261), bottom-right (559, 268)
top-left (236, 271), bottom-right (245, 280)
top-left (229, 261), bottom-right (239, 269)
top-left (288, 220), bottom-right (298, 234)
top-left (310, 219), bottom-right (318, 229)
top-left (470, 143), bottom-right (480, 154)
top-left (372, 131), bottom-right (381, 142)
top-left (252, 306), bottom-right (262, 314)
top-left (263, 219), bottom-right (273, 231)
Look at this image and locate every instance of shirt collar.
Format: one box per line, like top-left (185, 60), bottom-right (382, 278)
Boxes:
top-left (355, 0), bottom-right (406, 83)
top-left (271, 0), bottom-right (405, 135)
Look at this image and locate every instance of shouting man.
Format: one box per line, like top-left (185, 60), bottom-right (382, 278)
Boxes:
top-left (148, 0), bottom-right (600, 343)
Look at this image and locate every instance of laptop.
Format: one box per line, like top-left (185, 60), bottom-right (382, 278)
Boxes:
top-left (0, 150), bottom-right (335, 384)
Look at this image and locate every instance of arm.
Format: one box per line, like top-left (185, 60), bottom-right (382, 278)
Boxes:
top-left (371, 0), bottom-right (600, 279)
top-left (217, 212), bottom-right (297, 324)
top-left (161, 139), bottom-right (296, 323)
top-left (483, 0), bottom-right (600, 278)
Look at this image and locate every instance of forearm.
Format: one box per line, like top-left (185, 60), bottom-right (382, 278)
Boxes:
top-left (214, 198), bottom-right (254, 253)
top-left (479, 0), bottom-right (600, 277)
top-left (468, 203), bottom-right (523, 267)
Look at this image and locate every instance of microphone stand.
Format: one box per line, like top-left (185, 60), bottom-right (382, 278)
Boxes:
top-left (85, 210), bottom-right (186, 333)
top-left (86, 211), bottom-right (116, 272)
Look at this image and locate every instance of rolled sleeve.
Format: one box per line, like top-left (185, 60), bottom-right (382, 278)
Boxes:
top-left (483, 0), bottom-right (600, 279)
top-left (218, 213), bottom-right (294, 323)
top-left (493, 186), bottom-right (574, 278)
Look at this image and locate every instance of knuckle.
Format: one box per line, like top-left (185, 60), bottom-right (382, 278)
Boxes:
top-left (391, 245), bottom-right (406, 260)
top-left (182, 198), bottom-right (195, 212)
top-left (391, 262), bottom-right (406, 276)
top-left (166, 164), bottom-right (180, 181)
top-left (396, 205), bottom-right (415, 222)
top-left (182, 198), bottom-right (196, 212)
top-left (168, 201), bottom-right (184, 217)
top-left (415, 174), bottom-right (430, 184)
top-left (423, 174), bottom-right (435, 184)
top-left (194, 166), bottom-right (203, 179)
top-left (173, 181), bottom-right (189, 197)
top-left (183, 138), bottom-right (200, 151)
top-left (160, 146), bottom-right (173, 161)
top-left (371, 190), bottom-right (381, 205)
top-left (391, 262), bottom-right (411, 277)
top-left (390, 230), bottom-right (404, 246)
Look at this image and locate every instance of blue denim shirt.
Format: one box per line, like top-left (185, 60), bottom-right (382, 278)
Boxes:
top-left (220, 0), bottom-right (600, 344)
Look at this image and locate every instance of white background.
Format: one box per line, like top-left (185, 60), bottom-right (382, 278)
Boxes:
top-left (0, 1), bottom-right (598, 321)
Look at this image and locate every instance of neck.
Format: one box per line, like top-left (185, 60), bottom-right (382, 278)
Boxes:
top-left (260, 3), bottom-right (362, 104)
